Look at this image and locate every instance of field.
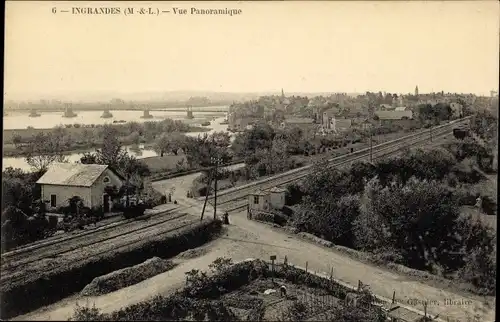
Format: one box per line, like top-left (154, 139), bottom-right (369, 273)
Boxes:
top-left (141, 154), bottom-right (188, 173)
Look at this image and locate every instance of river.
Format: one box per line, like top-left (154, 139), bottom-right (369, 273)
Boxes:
top-left (3, 107), bottom-right (228, 130)
top-left (2, 116), bottom-right (234, 171)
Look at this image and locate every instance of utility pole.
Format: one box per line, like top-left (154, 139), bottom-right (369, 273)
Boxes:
top-left (211, 156), bottom-right (222, 220)
top-left (125, 174), bottom-right (130, 207)
top-left (200, 169), bottom-right (214, 222)
top-left (369, 128), bottom-right (373, 163)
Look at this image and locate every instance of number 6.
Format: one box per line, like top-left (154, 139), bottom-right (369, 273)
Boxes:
top-left (52, 7), bottom-right (57, 14)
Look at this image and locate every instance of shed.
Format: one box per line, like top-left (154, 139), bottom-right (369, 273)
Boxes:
top-left (269, 187), bottom-right (286, 210)
top-left (248, 190), bottom-right (271, 212)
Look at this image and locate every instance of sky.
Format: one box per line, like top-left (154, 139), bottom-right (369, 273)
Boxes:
top-left (4, 1), bottom-right (500, 100)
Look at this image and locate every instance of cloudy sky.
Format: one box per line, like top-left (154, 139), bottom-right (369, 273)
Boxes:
top-left (4, 1), bottom-right (499, 100)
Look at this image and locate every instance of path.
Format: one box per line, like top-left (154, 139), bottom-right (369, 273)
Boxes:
top-left (14, 205), bottom-right (495, 322)
top-left (151, 163), bottom-right (245, 206)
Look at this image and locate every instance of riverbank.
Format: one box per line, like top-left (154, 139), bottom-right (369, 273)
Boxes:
top-left (2, 125), bottom-right (211, 158)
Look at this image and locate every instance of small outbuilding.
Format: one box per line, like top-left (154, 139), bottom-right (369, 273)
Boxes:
top-left (248, 190), bottom-right (271, 212)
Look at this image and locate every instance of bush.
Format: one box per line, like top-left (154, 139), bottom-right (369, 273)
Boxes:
top-left (80, 257), bottom-right (176, 296)
top-left (481, 196), bottom-right (497, 216)
top-left (69, 304), bottom-right (106, 321)
top-left (252, 211), bottom-right (274, 223)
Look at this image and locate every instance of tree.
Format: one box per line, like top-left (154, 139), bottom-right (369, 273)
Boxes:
top-left (354, 177), bottom-right (463, 272)
top-left (80, 152), bottom-right (98, 164)
top-left (20, 133), bottom-right (68, 172)
top-left (154, 132), bottom-right (187, 156)
top-left (95, 125), bottom-right (128, 169)
top-left (184, 132), bottom-right (232, 168)
top-left (2, 167), bottom-right (44, 214)
top-left (231, 123), bottom-right (276, 158)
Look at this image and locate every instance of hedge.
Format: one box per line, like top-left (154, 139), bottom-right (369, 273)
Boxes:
top-left (1, 219), bottom-right (223, 320)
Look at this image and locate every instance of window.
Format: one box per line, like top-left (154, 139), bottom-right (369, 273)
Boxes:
top-left (253, 196), bottom-right (259, 204)
top-left (50, 194), bottom-right (57, 207)
top-left (103, 176), bottom-right (110, 184)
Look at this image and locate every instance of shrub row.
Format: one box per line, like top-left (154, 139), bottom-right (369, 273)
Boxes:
top-left (0, 219), bottom-right (223, 320)
top-left (80, 257), bottom-right (176, 297)
top-left (80, 259), bottom-right (354, 321)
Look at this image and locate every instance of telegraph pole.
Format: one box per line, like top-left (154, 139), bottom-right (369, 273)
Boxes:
top-left (369, 129), bottom-right (373, 163)
top-left (200, 169), bottom-right (214, 222)
top-left (211, 156), bottom-right (222, 220)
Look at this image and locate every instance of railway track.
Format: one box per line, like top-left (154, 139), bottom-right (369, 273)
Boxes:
top-left (218, 128), bottom-right (453, 213)
top-left (2, 214), bottom-right (207, 287)
top-left (1, 118), bottom-right (469, 272)
top-left (210, 118), bottom-right (469, 212)
top-left (1, 209), bottom-right (197, 276)
top-left (0, 201), bottom-right (209, 261)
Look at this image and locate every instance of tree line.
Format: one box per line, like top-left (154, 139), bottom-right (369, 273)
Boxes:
top-left (9, 119), bottom-right (195, 159)
top-left (286, 140), bottom-right (496, 295)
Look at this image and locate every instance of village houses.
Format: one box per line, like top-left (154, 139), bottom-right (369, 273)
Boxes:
top-left (374, 109), bottom-right (415, 128)
top-left (36, 163), bottom-right (125, 212)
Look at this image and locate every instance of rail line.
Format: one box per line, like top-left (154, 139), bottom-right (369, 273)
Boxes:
top-left (1, 211), bottom-right (195, 276)
top-left (1, 118), bottom-right (469, 272)
top-left (202, 118), bottom-right (469, 206)
top-left (219, 128), bottom-right (453, 214)
top-left (0, 203), bottom-right (200, 260)
top-left (3, 216), bottom-right (208, 287)
top-left (210, 118), bottom-right (468, 212)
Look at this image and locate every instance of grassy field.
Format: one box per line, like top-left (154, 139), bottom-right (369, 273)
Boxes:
top-left (141, 154), bottom-right (188, 173)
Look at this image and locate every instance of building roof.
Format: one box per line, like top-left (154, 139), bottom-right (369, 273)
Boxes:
top-left (251, 190), bottom-right (269, 196)
top-left (36, 163), bottom-right (122, 187)
top-left (269, 187), bottom-right (287, 193)
top-left (375, 110), bottom-right (413, 120)
top-left (285, 117), bottom-right (314, 124)
top-left (334, 118), bottom-right (353, 124)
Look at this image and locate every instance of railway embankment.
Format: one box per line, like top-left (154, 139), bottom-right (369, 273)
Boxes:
top-left (0, 217), bottom-right (223, 319)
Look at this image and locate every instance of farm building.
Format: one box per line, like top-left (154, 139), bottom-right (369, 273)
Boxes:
top-left (36, 163), bottom-right (125, 212)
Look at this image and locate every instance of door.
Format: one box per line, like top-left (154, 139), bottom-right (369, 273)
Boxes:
top-left (103, 194), bottom-right (110, 213)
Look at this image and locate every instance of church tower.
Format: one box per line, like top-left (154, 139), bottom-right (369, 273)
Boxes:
top-left (415, 86), bottom-right (419, 96)
top-left (281, 88), bottom-right (285, 98)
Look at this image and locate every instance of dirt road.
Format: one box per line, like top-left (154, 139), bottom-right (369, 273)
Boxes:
top-left (14, 205), bottom-right (494, 322)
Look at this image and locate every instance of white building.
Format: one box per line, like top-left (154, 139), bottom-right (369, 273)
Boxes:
top-left (248, 187), bottom-right (287, 212)
top-left (248, 191), bottom-right (271, 212)
top-left (37, 163), bottom-right (125, 212)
